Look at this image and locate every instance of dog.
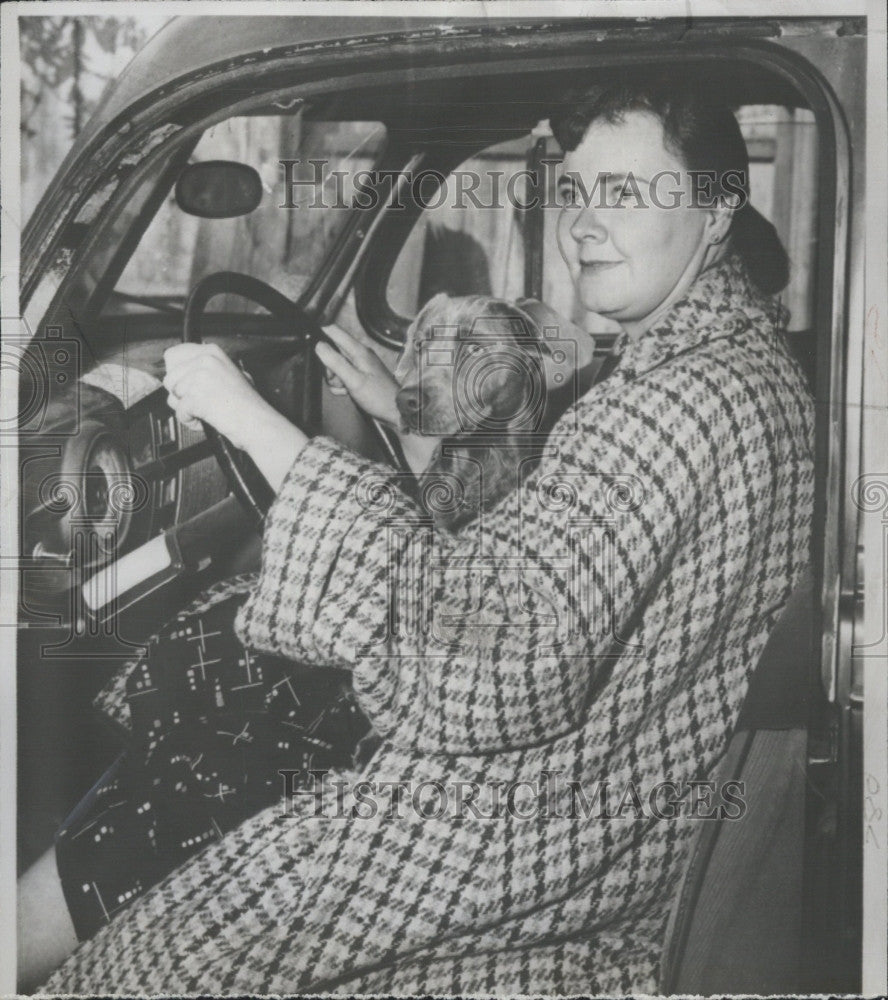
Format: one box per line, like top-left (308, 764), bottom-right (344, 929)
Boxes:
top-left (394, 293), bottom-right (571, 531)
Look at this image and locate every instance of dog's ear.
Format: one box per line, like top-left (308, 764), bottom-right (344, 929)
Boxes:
top-left (397, 293), bottom-right (460, 381)
top-left (434, 442), bottom-right (522, 529)
top-left (509, 299), bottom-right (545, 342)
top-left (415, 292), bottom-right (456, 331)
top-left (513, 299), bottom-right (582, 361)
top-left (458, 314), bottom-right (542, 425)
top-left (471, 376), bottom-right (535, 427)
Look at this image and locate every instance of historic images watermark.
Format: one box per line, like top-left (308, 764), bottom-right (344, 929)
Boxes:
top-left (279, 159), bottom-right (751, 212)
top-left (352, 464), bottom-right (647, 656)
top-left (280, 768), bottom-right (748, 822)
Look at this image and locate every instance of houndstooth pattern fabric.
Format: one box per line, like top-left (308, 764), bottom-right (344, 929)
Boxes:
top-left (46, 255), bottom-right (814, 995)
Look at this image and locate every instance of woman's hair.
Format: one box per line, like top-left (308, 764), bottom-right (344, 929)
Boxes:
top-left (549, 76), bottom-right (789, 295)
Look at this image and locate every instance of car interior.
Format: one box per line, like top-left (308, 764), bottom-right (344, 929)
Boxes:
top-left (17, 46), bottom-right (859, 992)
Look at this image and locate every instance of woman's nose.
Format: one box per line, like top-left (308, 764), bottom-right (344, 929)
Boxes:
top-left (569, 206), bottom-right (607, 244)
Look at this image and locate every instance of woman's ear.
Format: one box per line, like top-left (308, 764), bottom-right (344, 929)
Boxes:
top-left (704, 192), bottom-right (740, 246)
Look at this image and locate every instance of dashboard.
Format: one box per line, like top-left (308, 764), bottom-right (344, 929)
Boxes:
top-left (18, 329), bottom-right (311, 635)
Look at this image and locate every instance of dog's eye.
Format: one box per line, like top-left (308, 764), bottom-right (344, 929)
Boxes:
top-left (464, 343), bottom-right (483, 356)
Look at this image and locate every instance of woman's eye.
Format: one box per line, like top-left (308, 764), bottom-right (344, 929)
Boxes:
top-left (613, 182), bottom-right (642, 207)
top-left (558, 182), bottom-right (579, 207)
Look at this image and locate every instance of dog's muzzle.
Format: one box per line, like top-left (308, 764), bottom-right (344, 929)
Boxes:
top-left (395, 385), bottom-right (425, 432)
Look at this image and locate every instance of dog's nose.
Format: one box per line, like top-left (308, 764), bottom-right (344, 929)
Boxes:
top-left (396, 386), bottom-right (425, 428)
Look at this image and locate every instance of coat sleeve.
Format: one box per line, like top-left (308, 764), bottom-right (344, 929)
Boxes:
top-left (235, 377), bottom-right (714, 754)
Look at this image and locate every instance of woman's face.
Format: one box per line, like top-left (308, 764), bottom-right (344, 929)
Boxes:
top-left (556, 110), bottom-right (711, 331)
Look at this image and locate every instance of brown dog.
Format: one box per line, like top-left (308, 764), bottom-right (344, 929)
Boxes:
top-left (394, 293), bottom-right (570, 531)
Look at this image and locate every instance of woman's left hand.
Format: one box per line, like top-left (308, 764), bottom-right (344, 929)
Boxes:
top-left (316, 324), bottom-right (401, 428)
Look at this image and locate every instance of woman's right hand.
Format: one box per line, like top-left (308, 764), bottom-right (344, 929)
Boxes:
top-left (163, 343), bottom-right (279, 448)
top-left (163, 343), bottom-right (308, 493)
top-left (316, 324), bottom-right (401, 428)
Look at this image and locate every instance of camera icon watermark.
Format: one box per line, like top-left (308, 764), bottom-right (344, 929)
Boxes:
top-left (400, 313), bottom-right (578, 439)
top-left (850, 473), bottom-right (888, 657)
top-left (393, 293), bottom-right (581, 440)
top-left (1, 319), bottom-right (82, 438)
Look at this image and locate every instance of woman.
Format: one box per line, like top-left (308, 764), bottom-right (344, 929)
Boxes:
top-left (26, 78), bottom-right (813, 994)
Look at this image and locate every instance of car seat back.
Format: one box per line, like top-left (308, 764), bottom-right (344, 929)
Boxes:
top-left (659, 570), bottom-right (813, 993)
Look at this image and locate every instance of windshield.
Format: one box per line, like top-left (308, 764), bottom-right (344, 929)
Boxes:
top-left (105, 110), bottom-right (386, 314)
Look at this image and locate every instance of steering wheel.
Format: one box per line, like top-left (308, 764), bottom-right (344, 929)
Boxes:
top-left (183, 271), bottom-right (409, 527)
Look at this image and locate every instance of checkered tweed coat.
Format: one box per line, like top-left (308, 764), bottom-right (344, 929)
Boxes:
top-left (46, 255), bottom-right (814, 996)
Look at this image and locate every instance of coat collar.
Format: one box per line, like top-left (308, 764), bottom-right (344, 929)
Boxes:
top-left (604, 253), bottom-right (788, 384)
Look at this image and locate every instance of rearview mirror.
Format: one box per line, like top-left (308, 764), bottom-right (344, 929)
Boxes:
top-left (175, 160), bottom-right (263, 218)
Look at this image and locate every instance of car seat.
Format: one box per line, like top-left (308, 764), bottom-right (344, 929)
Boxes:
top-left (659, 569), bottom-right (813, 993)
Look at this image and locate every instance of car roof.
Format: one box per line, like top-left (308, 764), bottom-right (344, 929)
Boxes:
top-left (91, 15), bottom-right (498, 132)
top-left (80, 13), bottom-right (808, 142)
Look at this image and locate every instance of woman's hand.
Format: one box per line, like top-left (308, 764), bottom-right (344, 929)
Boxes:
top-left (318, 324), bottom-right (441, 475)
top-left (163, 343), bottom-right (307, 493)
top-left (316, 324), bottom-right (400, 428)
top-left (163, 343), bottom-right (270, 448)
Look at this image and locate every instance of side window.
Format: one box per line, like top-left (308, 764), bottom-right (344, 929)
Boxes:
top-left (386, 106), bottom-right (818, 338)
top-left (736, 105), bottom-right (818, 331)
top-left (386, 136), bottom-right (529, 317)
